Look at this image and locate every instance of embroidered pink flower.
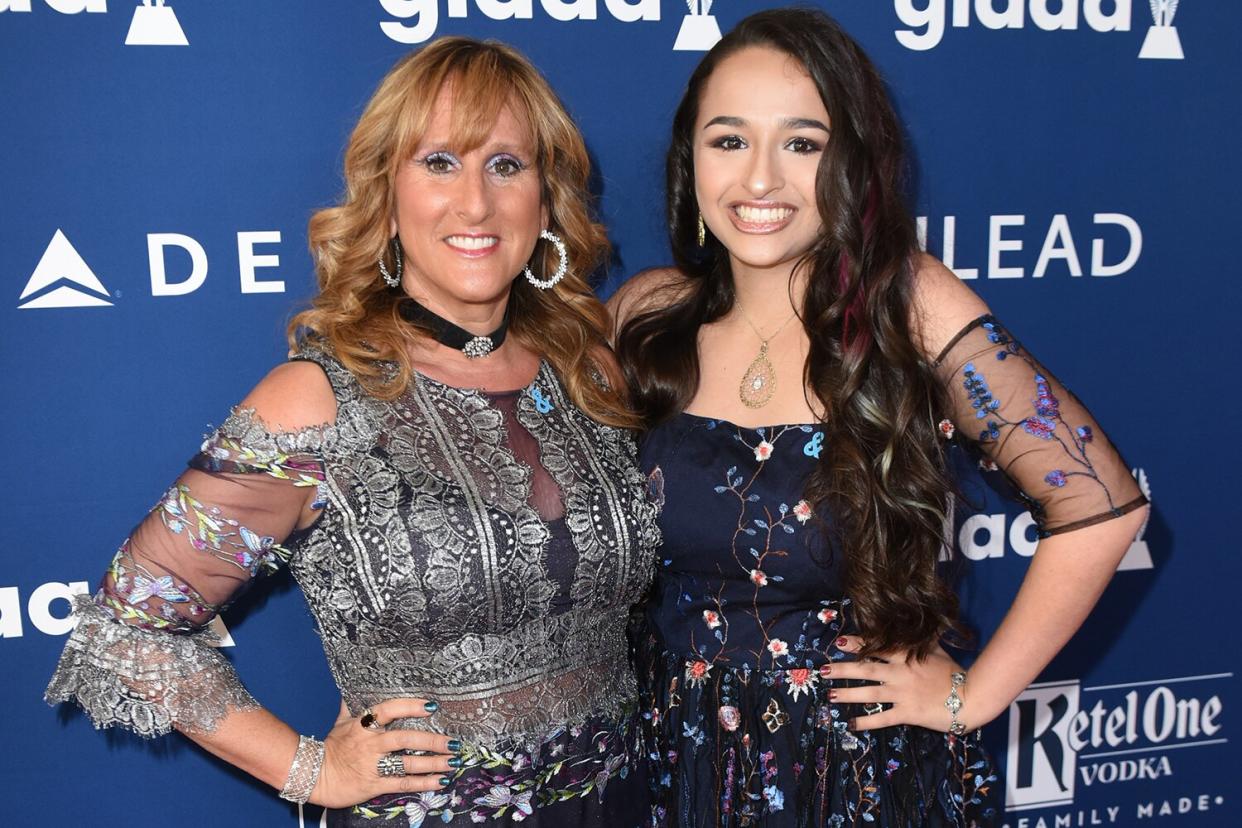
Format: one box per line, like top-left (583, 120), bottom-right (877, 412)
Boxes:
top-left (793, 499), bottom-right (813, 524)
top-left (718, 705), bottom-right (741, 732)
top-left (684, 660), bottom-right (712, 688)
top-left (767, 638), bottom-right (788, 657)
top-left (817, 608), bottom-right (837, 624)
top-left (754, 440), bottom-right (774, 462)
top-left (749, 569), bottom-right (769, 587)
top-left (786, 667), bottom-right (819, 701)
top-left (938, 418), bottom-right (955, 439)
top-left (702, 609), bottom-right (722, 629)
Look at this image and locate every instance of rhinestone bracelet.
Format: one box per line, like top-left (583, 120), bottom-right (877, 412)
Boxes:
top-left (945, 671), bottom-right (967, 736)
top-left (279, 734), bottom-right (325, 804)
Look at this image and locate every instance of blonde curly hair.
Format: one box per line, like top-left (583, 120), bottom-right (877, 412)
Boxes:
top-left (290, 37), bottom-right (635, 428)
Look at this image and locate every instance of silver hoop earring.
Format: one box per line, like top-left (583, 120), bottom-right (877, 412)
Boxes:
top-left (378, 237), bottom-right (402, 289)
top-left (522, 229), bottom-right (568, 290)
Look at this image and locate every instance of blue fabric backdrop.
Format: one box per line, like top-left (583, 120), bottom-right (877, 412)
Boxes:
top-left (2, 2), bottom-right (1236, 825)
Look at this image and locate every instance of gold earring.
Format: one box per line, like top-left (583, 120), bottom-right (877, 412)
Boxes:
top-left (697, 213), bottom-right (706, 248)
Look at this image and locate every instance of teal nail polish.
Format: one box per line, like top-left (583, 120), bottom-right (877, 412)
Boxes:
top-left (438, 776), bottom-right (452, 787)
top-left (423, 700), bottom-right (439, 713)
top-left (447, 739), bottom-right (462, 753)
top-left (448, 756), bottom-right (463, 768)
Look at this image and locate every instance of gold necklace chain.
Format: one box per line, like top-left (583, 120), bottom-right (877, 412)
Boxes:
top-left (735, 305), bottom-right (798, 409)
top-left (736, 306), bottom-right (798, 346)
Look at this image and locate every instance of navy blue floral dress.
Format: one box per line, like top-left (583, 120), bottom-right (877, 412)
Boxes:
top-left (633, 315), bottom-right (1146, 827)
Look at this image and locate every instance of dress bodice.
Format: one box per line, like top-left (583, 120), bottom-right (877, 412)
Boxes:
top-left (640, 414), bottom-right (848, 674)
top-left (283, 349), bottom-right (661, 747)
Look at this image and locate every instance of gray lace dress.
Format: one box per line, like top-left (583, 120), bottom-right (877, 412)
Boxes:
top-left (46, 346), bottom-right (662, 826)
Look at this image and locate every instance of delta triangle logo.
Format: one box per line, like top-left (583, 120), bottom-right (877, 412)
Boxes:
top-left (17, 229), bottom-right (113, 309)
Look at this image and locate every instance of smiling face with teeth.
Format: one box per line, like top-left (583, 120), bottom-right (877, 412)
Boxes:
top-left (694, 46), bottom-right (831, 283)
top-left (390, 85), bottom-right (546, 332)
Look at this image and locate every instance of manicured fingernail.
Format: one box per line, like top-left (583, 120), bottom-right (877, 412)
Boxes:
top-left (448, 756), bottom-right (463, 768)
top-left (836, 637), bottom-right (849, 648)
top-left (447, 739), bottom-right (462, 753)
top-left (829, 689), bottom-right (839, 701)
top-left (438, 776), bottom-right (452, 787)
top-left (423, 700), bottom-right (439, 713)
top-left (819, 664), bottom-right (832, 677)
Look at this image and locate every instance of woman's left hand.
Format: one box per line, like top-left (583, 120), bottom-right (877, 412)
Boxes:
top-left (828, 636), bottom-right (984, 733)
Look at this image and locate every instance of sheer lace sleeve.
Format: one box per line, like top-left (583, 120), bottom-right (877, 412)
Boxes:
top-left (934, 315), bottom-right (1147, 537)
top-left (45, 409), bottom-right (330, 737)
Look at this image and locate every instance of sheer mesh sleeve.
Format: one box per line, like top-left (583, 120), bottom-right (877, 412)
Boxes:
top-left (45, 409), bottom-right (330, 737)
top-left (934, 315), bottom-right (1147, 538)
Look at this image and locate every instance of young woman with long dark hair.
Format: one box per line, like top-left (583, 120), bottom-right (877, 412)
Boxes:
top-left (612, 9), bottom-right (1146, 826)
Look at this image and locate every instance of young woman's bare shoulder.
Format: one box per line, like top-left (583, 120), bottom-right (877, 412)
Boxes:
top-left (236, 360), bottom-right (338, 432)
top-left (908, 253), bottom-right (992, 362)
top-left (605, 267), bottom-right (691, 337)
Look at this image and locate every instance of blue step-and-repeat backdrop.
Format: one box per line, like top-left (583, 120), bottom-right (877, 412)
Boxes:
top-left (2, 2), bottom-right (1238, 826)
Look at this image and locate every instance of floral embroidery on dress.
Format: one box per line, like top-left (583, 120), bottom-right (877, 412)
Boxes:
top-left (637, 412), bottom-right (999, 826)
top-left (353, 717), bottom-right (639, 826)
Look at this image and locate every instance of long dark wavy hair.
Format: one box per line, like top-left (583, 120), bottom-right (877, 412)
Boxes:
top-left (616, 8), bottom-right (960, 657)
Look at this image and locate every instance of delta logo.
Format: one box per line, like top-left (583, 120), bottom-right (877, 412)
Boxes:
top-left (15, 228), bottom-right (289, 309)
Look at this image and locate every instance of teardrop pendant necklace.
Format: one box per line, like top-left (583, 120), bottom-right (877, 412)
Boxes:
top-left (736, 306), bottom-right (798, 409)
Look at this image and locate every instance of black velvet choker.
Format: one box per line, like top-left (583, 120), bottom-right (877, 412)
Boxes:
top-left (397, 297), bottom-right (510, 359)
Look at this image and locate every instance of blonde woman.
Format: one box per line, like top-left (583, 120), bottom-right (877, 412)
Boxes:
top-left (47, 38), bottom-right (659, 826)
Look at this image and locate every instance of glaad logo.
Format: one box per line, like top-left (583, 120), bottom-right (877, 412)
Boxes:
top-left (378, 0), bottom-right (660, 45)
top-left (0, 580), bottom-right (234, 645)
top-left (893, 0), bottom-right (1187, 58)
top-left (0, 0), bottom-right (189, 46)
top-left (957, 468), bottom-right (1153, 570)
top-left (674, 0), bottom-right (721, 51)
top-left (1006, 673), bottom-right (1228, 811)
top-left (17, 229), bottom-right (113, 309)
top-left (1139, 0), bottom-right (1183, 59)
top-left (0, 1), bottom-right (106, 13)
top-left (124, 0), bottom-right (187, 46)
top-left (1116, 468), bottom-right (1153, 571)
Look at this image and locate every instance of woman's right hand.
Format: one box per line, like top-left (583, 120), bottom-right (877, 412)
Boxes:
top-left (310, 698), bottom-right (461, 809)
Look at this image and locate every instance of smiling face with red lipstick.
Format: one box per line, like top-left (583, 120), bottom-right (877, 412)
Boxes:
top-left (693, 46), bottom-right (830, 282)
top-left (390, 85), bottom-right (547, 331)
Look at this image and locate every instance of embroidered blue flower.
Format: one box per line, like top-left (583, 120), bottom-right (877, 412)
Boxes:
top-left (1077, 425), bottom-right (1094, 443)
top-left (1045, 470), bottom-right (1067, 488)
top-left (1023, 416), bottom-right (1056, 440)
top-left (1033, 374), bottom-right (1060, 418)
top-left (763, 784), bottom-right (785, 812)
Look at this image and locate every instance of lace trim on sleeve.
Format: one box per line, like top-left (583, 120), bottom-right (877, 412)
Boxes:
top-left (45, 597), bottom-right (258, 738)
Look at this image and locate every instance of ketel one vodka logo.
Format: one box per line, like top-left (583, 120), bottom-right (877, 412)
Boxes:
top-left (674, 0), bottom-right (720, 51)
top-left (1006, 674), bottom-right (1227, 811)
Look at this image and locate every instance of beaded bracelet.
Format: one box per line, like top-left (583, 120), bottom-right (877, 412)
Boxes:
top-left (279, 734), bottom-right (326, 804)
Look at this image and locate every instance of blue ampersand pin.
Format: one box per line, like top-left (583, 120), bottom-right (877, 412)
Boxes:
top-left (803, 432), bottom-right (824, 458)
top-left (531, 386), bottom-right (554, 414)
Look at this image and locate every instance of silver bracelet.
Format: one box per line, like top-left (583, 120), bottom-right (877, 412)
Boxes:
top-left (945, 671), bottom-right (967, 736)
top-left (279, 734), bottom-right (326, 804)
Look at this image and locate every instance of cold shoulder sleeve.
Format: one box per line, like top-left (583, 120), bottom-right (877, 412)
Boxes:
top-left (45, 409), bottom-right (331, 737)
top-left (934, 315), bottom-right (1146, 538)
